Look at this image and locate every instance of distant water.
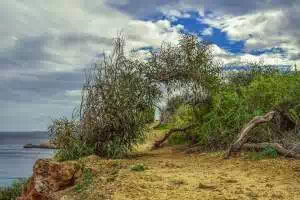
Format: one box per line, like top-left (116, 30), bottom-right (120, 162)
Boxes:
top-left (0, 132), bottom-right (54, 186)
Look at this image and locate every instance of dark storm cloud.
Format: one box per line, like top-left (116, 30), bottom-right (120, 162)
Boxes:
top-left (107, 0), bottom-right (299, 17)
top-left (0, 33), bottom-right (112, 70)
top-left (107, 0), bottom-right (179, 18)
top-left (0, 70), bottom-right (84, 103)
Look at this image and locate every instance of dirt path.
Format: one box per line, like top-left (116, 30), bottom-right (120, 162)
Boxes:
top-left (58, 130), bottom-right (300, 200)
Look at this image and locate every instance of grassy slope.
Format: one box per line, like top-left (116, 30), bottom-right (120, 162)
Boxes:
top-left (55, 129), bottom-right (300, 200)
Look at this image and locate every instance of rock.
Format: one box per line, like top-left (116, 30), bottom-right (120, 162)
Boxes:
top-left (17, 159), bottom-right (82, 200)
top-left (24, 142), bottom-right (57, 149)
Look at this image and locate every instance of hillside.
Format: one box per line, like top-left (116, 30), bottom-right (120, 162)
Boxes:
top-left (54, 129), bottom-right (300, 200)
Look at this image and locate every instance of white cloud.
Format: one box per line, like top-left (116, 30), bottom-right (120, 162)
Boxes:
top-left (0, 1), bottom-right (185, 130)
top-left (202, 27), bottom-right (213, 36)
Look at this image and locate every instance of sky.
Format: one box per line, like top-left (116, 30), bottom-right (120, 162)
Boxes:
top-left (0, 0), bottom-right (300, 131)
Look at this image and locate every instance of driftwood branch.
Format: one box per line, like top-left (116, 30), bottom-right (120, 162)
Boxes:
top-left (224, 111), bottom-right (276, 159)
top-left (242, 143), bottom-right (300, 159)
top-left (152, 125), bottom-right (193, 150)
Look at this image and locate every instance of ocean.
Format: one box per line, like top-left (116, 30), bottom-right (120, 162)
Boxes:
top-left (0, 132), bottom-right (54, 186)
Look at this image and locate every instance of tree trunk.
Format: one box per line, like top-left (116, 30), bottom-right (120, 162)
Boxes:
top-left (242, 143), bottom-right (300, 159)
top-left (152, 125), bottom-right (193, 150)
top-left (224, 111), bottom-right (276, 159)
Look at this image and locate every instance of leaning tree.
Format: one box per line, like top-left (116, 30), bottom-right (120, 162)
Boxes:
top-left (49, 33), bottom-right (222, 158)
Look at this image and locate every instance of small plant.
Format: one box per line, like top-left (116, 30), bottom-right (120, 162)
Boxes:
top-left (0, 178), bottom-right (28, 200)
top-left (74, 168), bottom-right (93, 193)
top-left (261, 146), bottom-right (278, 158)
top-left (130, 163), bottom-right (145, 172)
top-left (246, 147), bottom-right (278, 160)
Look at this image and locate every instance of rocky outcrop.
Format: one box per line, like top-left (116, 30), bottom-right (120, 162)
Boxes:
top-left (24, 141), bottom-right (57, 149)
top-left (17, 159), bottom-right (82, 200)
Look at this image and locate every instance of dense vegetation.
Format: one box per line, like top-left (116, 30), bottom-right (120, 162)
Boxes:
top-left (49, 33), bottom-right (300, 161)
top-left (166, 71), bottom-right (300, 150)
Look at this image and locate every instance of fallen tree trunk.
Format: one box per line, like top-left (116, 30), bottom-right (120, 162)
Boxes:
top-left (152, 125), bottom-right (193, 150)
top-left (224, 111), bottom-right (276, 159)
top-left (242, 143), bottom-right (300, 159)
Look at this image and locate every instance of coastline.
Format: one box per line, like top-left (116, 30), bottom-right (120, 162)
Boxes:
top-left (0, 133), bottom-right (55, 187)
top-left (23, 141), bottom-right (57, 150)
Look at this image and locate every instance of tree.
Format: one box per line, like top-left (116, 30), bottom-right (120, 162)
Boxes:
top-left (49, 34), bottom-right (221, 159)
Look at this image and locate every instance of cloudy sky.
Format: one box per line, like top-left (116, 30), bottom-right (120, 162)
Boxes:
top-left (1, 0), bottom-right (299, 131)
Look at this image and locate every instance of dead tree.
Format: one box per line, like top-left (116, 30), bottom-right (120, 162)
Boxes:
top-left (225, 109), bottom-right (300, 159)
top-left (152, 125), bottom-right (194, 150)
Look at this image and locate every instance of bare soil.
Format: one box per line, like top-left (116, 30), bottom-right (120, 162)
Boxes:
top-left (57, 129), bottom-right (300, 200)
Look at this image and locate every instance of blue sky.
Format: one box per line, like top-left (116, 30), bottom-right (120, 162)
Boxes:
top-left (0, 0), bottom-right (299, 131)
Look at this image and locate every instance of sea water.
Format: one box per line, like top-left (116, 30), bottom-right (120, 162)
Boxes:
top-left (0, 132), bottom-right (54, 186)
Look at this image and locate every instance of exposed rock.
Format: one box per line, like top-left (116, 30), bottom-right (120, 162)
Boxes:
top-left (17, 159), bottom-right (82, 200)
top-left (24, 141), bottom-right (57, 149)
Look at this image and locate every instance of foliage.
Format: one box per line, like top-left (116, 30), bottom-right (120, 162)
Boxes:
top-left (48, 118), bottom-right (96, 161)
top-left (261, 146), bottom-right (278, 158)
top-left (226, 62), bottom-right (278, 87)
top-left (167, 105), bottom-right (195, 145)
top-left (153, 124), bottom-right (169, 131)
top-left (147, 34), bottom-right (221, 106)
top-left (244, 73), bottom-right (300, 112)
top-left (195, 88), bottom-right (253, 150)
top-left (168, 133), bottom-right (187, 145)
top-left (130, 163), bottom-right (145, 172)
top-left (173, 72), bottom-right (300, 150)
top-left (0, 179), bottom-right (28, 200)
top-left (49, 34), bottom-right (221, 159)
top-left (79, 36), bottom-right (160, 158)
top-left (168, 105), bottom-right (194, 129)
top-left (74, 168), bottom-right (93, 193)
top-left (159, 95), bottom-right (186, 124)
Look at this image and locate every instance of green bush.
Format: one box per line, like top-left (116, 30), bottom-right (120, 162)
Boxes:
top-left (0, 179), bottom-right (28, 200)
top-left (194, 88), bottom-right (253, 150)
top-left (49, 118), bottom-right (96, 161)
top-left (261, 146), bottom-right (278, 158)
top-left (49, 34), bottom-right (221, 160)
top-left (243, 73), bottom-right (300, 112)
top-left (188, 72), bottom-right (300, 150)
top-left (54, 140), bottom-right (96, 162)
top-left (167, 105), bottom-right (196, 145)
top-left (168, 105), bottom-right (194, 129)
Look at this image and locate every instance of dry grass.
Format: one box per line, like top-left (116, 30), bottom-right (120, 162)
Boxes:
top-left (56, 129), bottom-right (300, 200)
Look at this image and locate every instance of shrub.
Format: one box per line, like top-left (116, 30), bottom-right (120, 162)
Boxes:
top-left (0, 179), bottom-right (28, 200)
top-left (194, 88), bottom-right (253, 150)
top-left (246, 147), bottom-right (278, 160)
top-left (167, 105), bottom-right (195, 145)
top-left (48, 34), bottom-right (221, 160)
top-left (190, 72), bottom-right (300, 150)
top-left (261, 146), bottom-right (278, 158)
top-left (48, 118), bottom-right (96, 161)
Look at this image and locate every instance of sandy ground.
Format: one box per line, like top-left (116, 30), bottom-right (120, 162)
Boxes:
top-left (57, 129), bottom-right (300, 200)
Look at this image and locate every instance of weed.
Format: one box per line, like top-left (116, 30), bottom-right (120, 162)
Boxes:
top-left (130, 163), bottom-right (145, 172)
top-left (261, 147), bottom-right (278, 158)
top-left (246, 146), bottom-right (278, 160)
top-left (74, 168), bottom-right (93, 193)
